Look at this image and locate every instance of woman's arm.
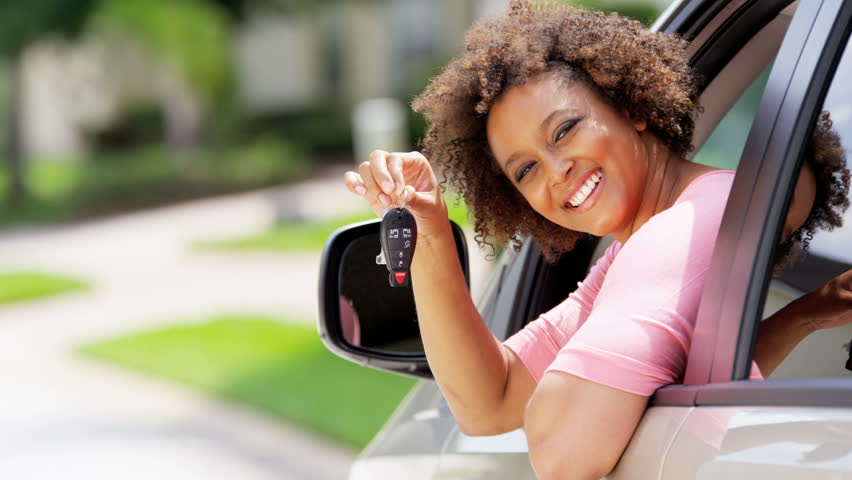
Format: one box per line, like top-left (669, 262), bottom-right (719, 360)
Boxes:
top-left (754, 269), bottom-right (852, 376)
top-left (411, 217), bottom-right (537, 435)
top-left (525, 373), bottom-right (647, 480)
top-left (752, 301), bottom-right (817, 377)
top-left (345, 150), bottom-right (536, 435)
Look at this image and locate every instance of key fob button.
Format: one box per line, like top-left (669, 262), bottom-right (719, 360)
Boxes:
top-left (390, 249), bottom-right (411, 268)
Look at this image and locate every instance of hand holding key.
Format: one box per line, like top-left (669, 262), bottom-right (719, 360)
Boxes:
top-left (343, 150), bottom-right (449, 238)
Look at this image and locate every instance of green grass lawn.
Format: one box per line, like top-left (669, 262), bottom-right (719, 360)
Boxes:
top-left (78, 315), bottom-right (417, 449)
top-left (196, 196), bottom-right (471, 252)
top-left (195, 212), bottom-right (377, 251)
top-left (0, 272), bottom-right (89, 305)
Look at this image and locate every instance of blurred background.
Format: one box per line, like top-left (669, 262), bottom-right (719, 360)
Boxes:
top-left (0, 1), bottom-right (680, 479)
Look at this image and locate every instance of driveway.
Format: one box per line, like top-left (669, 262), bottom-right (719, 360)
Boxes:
top-left (0, 166), bottom-right (363, 480)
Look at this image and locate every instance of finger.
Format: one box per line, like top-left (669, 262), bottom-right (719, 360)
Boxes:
top-left (840, 269), bottom-right (852, 286)
top-left (359, 161), bottom-right (391, 206)
top-left (343, 171), bottom-right (367, 197)
top-left (402, 185), bottom-right (432, 215)
top-left (369, 150), bottom-right (396, 197)
top-left (402, 151), bottom-right (436, 192)
top-left (388, 153), bottom-right (405, 195)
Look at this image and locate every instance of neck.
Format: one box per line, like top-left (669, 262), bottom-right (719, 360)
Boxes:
top-left (612, 134), bottom-right (688, 244)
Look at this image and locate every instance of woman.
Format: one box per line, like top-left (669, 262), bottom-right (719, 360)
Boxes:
top-left (343, 2), bottom-right (849, 478)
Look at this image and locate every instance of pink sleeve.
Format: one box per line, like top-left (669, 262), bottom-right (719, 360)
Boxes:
top-left (749, 362), bottom-right (764, 380)
top-left (502, 242), bottom-right (621, 381)
top-left (545, 172), bottom-right (734, 395)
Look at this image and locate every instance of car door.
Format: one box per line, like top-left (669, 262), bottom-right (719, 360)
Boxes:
top-left (657, 0), bottom-right (852, 478)
top-left (349, 240), bottom-right (551, 480)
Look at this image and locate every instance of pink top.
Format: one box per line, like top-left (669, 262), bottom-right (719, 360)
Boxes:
top-left (503, 170), bottom-right (763, 396)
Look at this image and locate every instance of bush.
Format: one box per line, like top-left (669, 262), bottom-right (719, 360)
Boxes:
top-left (244, 107), bottom-right (353, 158)
top-left (0, 138), bottom-right (310, 225)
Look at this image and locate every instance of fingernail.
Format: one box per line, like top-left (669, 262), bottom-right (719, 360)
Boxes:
top-left (382, 181), bottom-right (394, 195)
top-left (379, 193), bottom-right (391, 205)
top-left (355, 184), bottom-right (367, 195)
top-left (395, 181), bottom-right (404, 194)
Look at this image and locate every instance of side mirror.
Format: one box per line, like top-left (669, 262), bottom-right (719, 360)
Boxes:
top-left (318, 219), bottom-right (469, 378)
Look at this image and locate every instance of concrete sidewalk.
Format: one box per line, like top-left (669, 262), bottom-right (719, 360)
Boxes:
top-left (0, 165), bottom-right (365, 480)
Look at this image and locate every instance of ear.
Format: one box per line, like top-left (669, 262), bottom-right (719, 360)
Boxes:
top-left (620, 109), bottom-right (647, 132)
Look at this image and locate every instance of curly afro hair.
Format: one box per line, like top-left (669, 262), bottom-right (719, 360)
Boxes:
top-left (774, 111), bottom-right (851, 271)
top-left (412, 0), bottom-right (698, 262)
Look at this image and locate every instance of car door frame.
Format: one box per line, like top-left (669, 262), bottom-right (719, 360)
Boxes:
top-left (653, 0), bottom-right (852, 409)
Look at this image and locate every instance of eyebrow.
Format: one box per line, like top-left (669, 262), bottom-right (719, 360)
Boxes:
top-left (501, 108), bottom-right (575, 170)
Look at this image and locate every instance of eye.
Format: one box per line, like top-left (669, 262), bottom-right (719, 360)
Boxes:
top-left (515, 161), bottom-right (535, 183)
top-left (553, 119), bottom-right (579, 143)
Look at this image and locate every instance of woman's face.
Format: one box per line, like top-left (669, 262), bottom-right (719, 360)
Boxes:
top-left (486, 70), bottom-right (650, 238)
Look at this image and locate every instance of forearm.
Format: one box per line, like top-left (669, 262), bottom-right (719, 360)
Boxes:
top-left (753, 301), bottom-right (817, 377)
top-left (411, 221), bottom-right (511, 433)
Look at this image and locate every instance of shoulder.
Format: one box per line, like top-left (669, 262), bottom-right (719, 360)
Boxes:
top-left (676, 169), bottom-right (736, 204)
top-left (610, 170), bottom-right (735, 282)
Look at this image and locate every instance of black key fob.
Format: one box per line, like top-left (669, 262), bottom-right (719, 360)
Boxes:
top-left (380, 207), bottom-right (417, 287)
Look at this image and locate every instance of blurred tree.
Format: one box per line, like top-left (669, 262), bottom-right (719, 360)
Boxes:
top-left (90, 0), bottom-right (233, 150)
top-left (550, 0), bottom-right (661, 26)
top-left (0, 0), bottom-right (99, 203)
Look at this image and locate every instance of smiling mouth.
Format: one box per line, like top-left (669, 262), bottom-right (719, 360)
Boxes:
top-left (566, 169), bottom-right (603, 208)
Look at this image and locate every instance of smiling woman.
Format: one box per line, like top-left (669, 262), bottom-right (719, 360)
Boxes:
top-left (339, 1), bottom-right (849, 479)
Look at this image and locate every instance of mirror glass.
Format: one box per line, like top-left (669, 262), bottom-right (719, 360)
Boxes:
top-left (338, 233), bottom-right (424, 354)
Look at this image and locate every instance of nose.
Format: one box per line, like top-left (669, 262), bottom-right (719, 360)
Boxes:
top-left (547, 156), bottom-right (574, 187)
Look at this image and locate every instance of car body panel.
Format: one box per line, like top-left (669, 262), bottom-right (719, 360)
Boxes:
top-left (663, 407), bottom-right (852, 479)
top-left (609, 407), bottom-right (694, 480)
top-left (434, 429), bottom-right (534, 480)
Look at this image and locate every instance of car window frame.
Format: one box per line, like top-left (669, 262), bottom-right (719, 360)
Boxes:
top-left (654, 0), bottom-right (852, 407)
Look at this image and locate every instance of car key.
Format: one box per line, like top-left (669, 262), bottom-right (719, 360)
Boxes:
top-left (379, 207), bottom-right (417, 287)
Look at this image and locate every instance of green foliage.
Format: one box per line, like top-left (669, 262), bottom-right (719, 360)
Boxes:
top-left (0, 140), bottom-right (309, 226)
top-left (90, 0), bottom-right (233, 105)
top-left (78, 315), bottom-right (417, 448)
top-left (546, 0), bottom-right (661, 26)
top-left (246, 108), bottom-right (353, 156)
top-left (0, 0), bottom-right (98, 57)
top-left (193, 135), bottom-right (310, 187)
top-left (91, 105), bottom-right (165, 149)
top-left (0, 272), bottom-right (88, 304)
top-left (236, 0), bottom-right (338, 15)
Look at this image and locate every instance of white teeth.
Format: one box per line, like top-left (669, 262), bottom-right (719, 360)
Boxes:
top-left (568, 170), bottom-right (602, 208)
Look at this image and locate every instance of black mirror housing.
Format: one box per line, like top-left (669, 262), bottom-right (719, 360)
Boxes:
top-left (317, 219), bottom-right (469, 379)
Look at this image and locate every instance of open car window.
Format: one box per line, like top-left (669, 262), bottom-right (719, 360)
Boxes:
top-left (760, 30), bottom-right (852, 379)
